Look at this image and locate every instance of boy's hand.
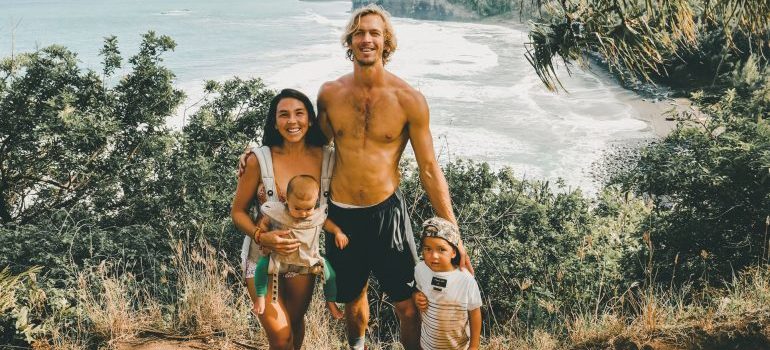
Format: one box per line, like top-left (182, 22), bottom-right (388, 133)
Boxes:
top-left (413, 291), bottom-right (428, 312)
top-left (335, 232), bottom-right (349, 250)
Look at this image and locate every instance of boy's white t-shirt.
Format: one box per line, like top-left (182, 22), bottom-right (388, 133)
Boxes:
top-left (415, 261), bottom-right (482, 350)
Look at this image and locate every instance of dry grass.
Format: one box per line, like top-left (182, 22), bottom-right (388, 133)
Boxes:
top-left (23, 238), bottom-right (770, 350)
top-left (82, 238), bottom-right (348, 349)
top-left (568, 313), bottom-right (625, 347)
top-left (567, 266), bottom-right (770, 350)
top-left (72, 239), bottom-right (254, 348)
top-left (300, 292), bottom-right (347, 350)
top-left (78, 262), bottom-right (149, 343)
top-left (171, 239), bottom-right (251, 336)
top-left (482, 328), bottom-right (560, 350)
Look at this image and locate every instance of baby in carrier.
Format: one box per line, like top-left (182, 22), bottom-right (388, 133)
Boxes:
top-left (252, 174), bottom-right (348, 319)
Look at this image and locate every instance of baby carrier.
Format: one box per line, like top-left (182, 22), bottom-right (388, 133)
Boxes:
top-left (240, 143), bottom-right (335, 302)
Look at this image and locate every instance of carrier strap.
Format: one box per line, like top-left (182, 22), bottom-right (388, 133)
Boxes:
top-left (319, 145), bottom-right (335, 207)
top-left (251, 145), bottom-right (278, 202)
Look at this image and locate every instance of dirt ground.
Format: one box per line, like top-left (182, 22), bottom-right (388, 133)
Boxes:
top-left (115, 338), bottom-right (260, 350)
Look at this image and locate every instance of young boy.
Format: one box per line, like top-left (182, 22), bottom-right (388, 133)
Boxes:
top-left (414, 217), bottom-right (482, 350)
top-left (252, 174), bottom-right (348, 319)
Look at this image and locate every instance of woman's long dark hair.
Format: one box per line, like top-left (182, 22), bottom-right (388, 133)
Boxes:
top-left (262, 89), bottom-right (328, 147)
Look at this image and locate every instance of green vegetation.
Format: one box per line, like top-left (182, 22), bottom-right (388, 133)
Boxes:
top-left (0, 32), bottom-right (272, 346)
top-left (525, 0), bottom-right (770, 287)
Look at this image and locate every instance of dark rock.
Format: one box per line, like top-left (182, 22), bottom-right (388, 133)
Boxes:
top-left (352, 0), bottom-right (479, 21)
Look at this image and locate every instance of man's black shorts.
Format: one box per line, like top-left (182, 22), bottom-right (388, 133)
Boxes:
top-left (325, 190), bottom-right (418, 303)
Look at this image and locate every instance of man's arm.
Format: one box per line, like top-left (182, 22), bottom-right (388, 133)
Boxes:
top-left (406, 90), bottom-right (474, 274)
top-left (406, 91), bottom-right (455, 223)
top-left (317, 83), bottom-right (335, 142)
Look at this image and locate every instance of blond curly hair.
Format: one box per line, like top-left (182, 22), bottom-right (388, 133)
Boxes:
top-left (341, 4), bottom-right (397, 65)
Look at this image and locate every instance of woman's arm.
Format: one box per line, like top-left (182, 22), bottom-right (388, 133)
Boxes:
top-left (231, 154), bottom-right (261, 236)
top-left (231, 154), bottom-right (300, 255)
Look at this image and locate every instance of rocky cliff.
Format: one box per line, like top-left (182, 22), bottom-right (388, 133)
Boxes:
top-left (351, 0), bottom-right (479, 21)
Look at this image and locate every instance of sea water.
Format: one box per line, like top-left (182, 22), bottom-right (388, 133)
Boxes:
top-left (0, 0), bottom-right (653, 192)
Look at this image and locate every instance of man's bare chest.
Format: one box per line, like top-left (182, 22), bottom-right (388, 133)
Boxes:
top-left (327, 96), bottom-right (408, 142)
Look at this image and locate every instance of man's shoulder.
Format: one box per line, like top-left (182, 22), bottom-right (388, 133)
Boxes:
top-left (386, 73), bottom-right (420, 96)
top-left (385, 76), bottom-right (425, 114)
top-left (319, 74), bottom-right (353, 96)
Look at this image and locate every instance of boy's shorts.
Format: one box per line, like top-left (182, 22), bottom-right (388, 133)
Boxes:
top-left (325, 190), bottom-right (418, 303)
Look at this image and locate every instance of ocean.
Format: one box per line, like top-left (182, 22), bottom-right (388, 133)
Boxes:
top-left (1, 0), bottom-right (654, 192)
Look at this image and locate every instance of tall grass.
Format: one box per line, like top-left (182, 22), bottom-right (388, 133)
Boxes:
top-left (170, 239), bottom-right (250, 335)
top-left (9, 236), bottom-right (770, 349)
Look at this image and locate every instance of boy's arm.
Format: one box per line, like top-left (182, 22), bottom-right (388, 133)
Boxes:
top-left (413, 290), bottom-right (428, 312)
top-left (468, 307), bottom-right (481, 350)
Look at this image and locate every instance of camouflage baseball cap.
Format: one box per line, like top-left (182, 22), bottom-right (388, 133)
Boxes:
top-left (421, 217), bottom-right (460, 248)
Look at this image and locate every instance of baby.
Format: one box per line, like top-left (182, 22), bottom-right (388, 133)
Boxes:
top-left (414, 217), bottom-right (481, 350)
top-left (253, 174), bottom-right (348, 319)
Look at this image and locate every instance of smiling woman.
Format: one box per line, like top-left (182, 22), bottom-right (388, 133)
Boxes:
top-left (262, 89), bottom-right (327, 147)
top-left (230, 88), bottom-right (329, 349)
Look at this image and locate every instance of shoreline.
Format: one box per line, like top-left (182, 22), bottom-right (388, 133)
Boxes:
top-left (479, 13), bottom-right (684, 138)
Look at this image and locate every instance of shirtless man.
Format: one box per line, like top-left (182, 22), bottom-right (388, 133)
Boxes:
top-left (317, 5), bottom-right (472, 350)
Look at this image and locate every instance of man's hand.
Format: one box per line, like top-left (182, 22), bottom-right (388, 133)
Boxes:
top-left (413, 291), bottom-right (428, 312)
top-left (457, 239), bottom-right (474, 275)
top-left (236, 143), bottom-right (257, 177)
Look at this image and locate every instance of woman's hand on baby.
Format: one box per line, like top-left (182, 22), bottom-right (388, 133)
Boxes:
top-left (335, 232), bottom-right (349, 250)
top-left (260, 230), bottom-right (300, 255)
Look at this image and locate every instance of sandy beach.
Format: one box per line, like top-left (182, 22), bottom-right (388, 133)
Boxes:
top-left (623, 96), bottom-right (700, 137)
top-left (482, 13), bottom-right (691, 138)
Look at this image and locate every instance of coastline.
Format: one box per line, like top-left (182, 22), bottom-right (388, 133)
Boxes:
top-left (480, 12), bottom-right (684, 138)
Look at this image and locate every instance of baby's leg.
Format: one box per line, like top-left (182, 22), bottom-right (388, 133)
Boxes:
top-left (323, 257), bottom-right (344, 319)
top-left (253, 256), bottom-right (270, 315)
top-left (254, 296), bottom-right (267, 315)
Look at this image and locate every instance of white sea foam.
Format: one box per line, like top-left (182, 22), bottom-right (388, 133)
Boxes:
top-left (389, 20), bottom-right (498, 78)
top-left (295, 10), bottom-right (347, 28)
top-left (159, 9), bottom-right (192, 16)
